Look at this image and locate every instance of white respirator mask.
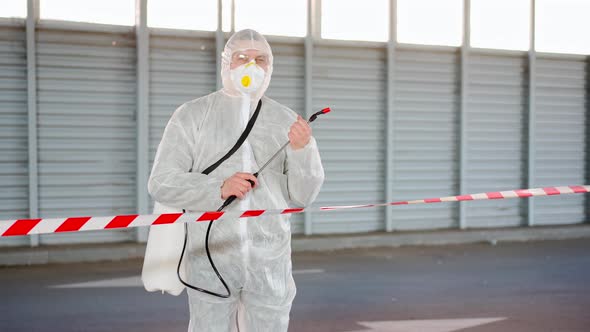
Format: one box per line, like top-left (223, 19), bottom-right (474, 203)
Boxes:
top-left (230, 61), bottom-right (266, 94)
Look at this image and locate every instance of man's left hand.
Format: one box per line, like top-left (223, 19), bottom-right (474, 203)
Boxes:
top-left (289, 115), bottom-right (312, 150)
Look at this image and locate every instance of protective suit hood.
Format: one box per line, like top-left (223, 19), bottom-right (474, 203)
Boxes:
top-left (221, 29), bottom-right (274, 101)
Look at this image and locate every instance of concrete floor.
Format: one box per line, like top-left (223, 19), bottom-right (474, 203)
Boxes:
top-left (1, 239), bottom-right (589, 331)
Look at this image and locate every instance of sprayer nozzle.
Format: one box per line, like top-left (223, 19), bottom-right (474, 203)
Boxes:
top-left (309, 107), bottom-right (331, 123)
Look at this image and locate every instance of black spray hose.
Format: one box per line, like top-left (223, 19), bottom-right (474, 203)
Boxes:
top-left (178, 107), bottom-right (331, 298)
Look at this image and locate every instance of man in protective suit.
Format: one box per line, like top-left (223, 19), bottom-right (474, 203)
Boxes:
top-left (146, 29), bottom-right (325, 331)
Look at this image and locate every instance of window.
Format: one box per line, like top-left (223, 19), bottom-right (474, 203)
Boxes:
top-left (234, 0), bottom-right (307, 37)
top-left (40, 0), bottom-right (134, 26)
top-left (148, 0), bottom-right (216, 30)
top-left (321, 0), bottom-right (389, 42)
top-left (397, 0), bottom-right (463, 46)
top-left (222, 0), bottom-right (232, 32)
top-left (1, 0), bottom-right (26, 18)
top-left (536, 0), bottom-right (590, 54)
top-left (471, 0), bottom-right (530, 51)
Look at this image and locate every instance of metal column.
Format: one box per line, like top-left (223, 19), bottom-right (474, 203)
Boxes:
top-left (586, 54), bottom-right (590, 222)
top-left (231, 0), bottom-right (236, 33)
top-left (216, 0), bottom-right (224, 90)
top-left (459, 0), bottom-right (470, 229)
top-left (527, 0), bottom-right (537, 226)
top-left (135, 0), bottom-right (150, 242)
top-left (26, 0), bottom-right (39, 247)
top-left (385, 0), bottom-right (397, 232)
top-left (303, 0), bottom-right (319, 235)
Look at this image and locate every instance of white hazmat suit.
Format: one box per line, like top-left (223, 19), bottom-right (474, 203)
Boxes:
top-left (146, 29), bottom-right (325, 331)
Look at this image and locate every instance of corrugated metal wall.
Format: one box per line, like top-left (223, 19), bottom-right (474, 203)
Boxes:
top-left (0, 23), bottom-right (29, 247)
top-left (533, 56), bottom-right (587, 225)
top-left (36, 26), bottom-right (137, 244)
top-left (312, 45), bottom-right (387, 234)
top-left (265, 39), bottom-right (306, 233)
top-left (0, 20), bottom-right (587, 246)
top-left (265, 40), bottom-right (305, 113)
top-left (148, 31), bottom-right (217, 212)
top-left (465, 52), bottom-right (527, 228)
top-left (391, 47), bottom-right (460, 230)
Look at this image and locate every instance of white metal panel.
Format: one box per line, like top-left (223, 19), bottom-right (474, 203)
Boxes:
top-left (533, 56), bottom-right (586, 225)
top-left (1, 22), bottom-right (587, 247)
top-left (148, 32), bottom-right (217, 213)
top-left (36, 26), bottom-right (137, 244)
top-left (391, 48), bottom-right (460, 230)
top-left (265, 41), bottom-right (306, 234)
top-left (0, 23), bottom-right (30, 246)
top-left (266, 41), bottom-right (305, 113)
top-left (465, 52), bottom-right (527, 228)
top-left (311, 45), bottom-right (387, 234)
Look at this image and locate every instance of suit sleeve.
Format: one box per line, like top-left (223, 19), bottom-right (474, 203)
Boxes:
top-left (284, 137), bottom-right (325, 206)
top-left (147, 105), bottom-right (224, 211)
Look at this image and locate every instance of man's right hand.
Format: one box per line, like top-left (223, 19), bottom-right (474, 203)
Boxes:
top-left (221, 172), bottom-right (258, 200)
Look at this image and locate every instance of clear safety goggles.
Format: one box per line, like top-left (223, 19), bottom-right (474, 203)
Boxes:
top-left (231, 51), bottom-right (270, 67)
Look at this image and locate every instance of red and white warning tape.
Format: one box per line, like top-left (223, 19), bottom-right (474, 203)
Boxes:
top-left (1, 185), bottom-right (588, 237)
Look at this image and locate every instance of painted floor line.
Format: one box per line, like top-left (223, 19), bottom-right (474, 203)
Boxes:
top-left (50, 269), bottom-right (325, 288)
top-left (293, 269), bottom-right (325, 275)
top-left (347, 317), bottom-right (507, 332)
